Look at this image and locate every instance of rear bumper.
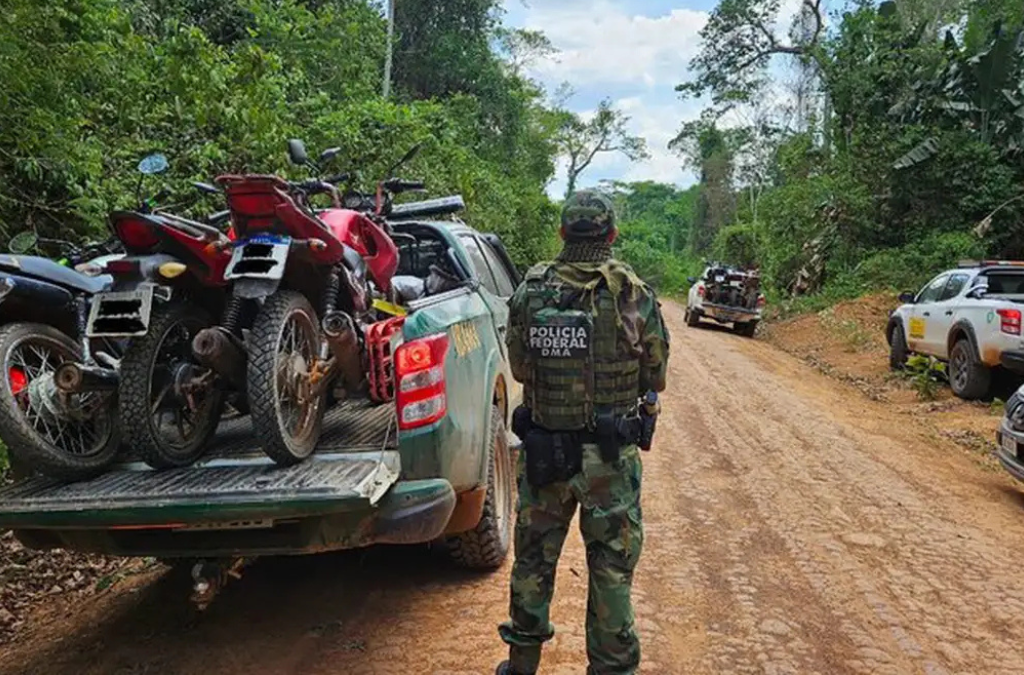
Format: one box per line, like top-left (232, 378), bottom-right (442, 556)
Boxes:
top-left (10, 478), bottom-right (457, 558)
top-left (699, 303), bottom-right (760, 324)
top-left (996, 423), bottom-right (1024, 484)
top-left (1001, 351), bottom-right (1024, 374)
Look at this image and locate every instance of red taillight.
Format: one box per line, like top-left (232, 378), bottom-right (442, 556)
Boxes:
top-left (697, 285), bottom-right (705, 298)
top-left (395, 333), bottom-right (449, 430)
top-left (114, 218), bottom-right (160, 251)
top-left (998, 308), bottom-right (1022, 335)
top-left (8, 367), bottom-right (26, 395)
top-left (104, 259), bottom-right (140, 275)
top-left (756, 294), bottom-right (766, 308)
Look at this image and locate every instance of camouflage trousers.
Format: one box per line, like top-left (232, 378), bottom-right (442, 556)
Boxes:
top-left (498, 443), bottom-right (644, 675)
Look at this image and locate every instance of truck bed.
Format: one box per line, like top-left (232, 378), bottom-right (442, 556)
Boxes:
top-left (0, 399), bottom-right (400, 529)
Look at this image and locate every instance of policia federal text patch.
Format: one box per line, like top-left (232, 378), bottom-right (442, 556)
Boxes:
top-left (528, 311), bottom-right (592, 359)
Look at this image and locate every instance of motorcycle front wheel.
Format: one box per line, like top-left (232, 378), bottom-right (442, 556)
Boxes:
top-left (119, 303), bottom-right (225, 469)
top-left (247, 291), bottom-right (325, 465)
top-left (0, 322), bottom-right (119, 480)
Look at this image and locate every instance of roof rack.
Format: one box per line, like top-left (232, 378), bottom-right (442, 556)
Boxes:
top-left (957, 260), bottom-right (1024, 268)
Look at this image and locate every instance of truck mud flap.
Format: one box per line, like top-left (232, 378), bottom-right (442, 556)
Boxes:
top-left (0, 451), bottom-right (401, 529)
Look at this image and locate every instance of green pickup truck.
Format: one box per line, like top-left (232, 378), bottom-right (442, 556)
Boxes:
top-left (0, 219), bottom-right (523, 594)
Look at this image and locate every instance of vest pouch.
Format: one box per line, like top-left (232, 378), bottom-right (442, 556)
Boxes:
top-left (524, 428), bottom-right (583, 487)
top-left (526, 306), bottom-right (595, 430)
top-left (553, 432), bottom-right (582, 482)
top-left (523, 429), bottom-right (557, 488)
top-left (595, 414), bottom-right (621, 463)
top-left (511, 404), bottom-right (533, 440)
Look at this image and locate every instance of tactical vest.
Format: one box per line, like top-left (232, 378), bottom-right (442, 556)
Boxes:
top-left (523, 265), bottom-right (641, 431)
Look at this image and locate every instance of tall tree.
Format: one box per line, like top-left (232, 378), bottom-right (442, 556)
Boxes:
top-left (498, 28), bottom-right (556, 76)
top-left (554, 99), bottom-right (649, 198)
top-left (670, 119), bottom-right (739, 253)
top-left (678, 0), bottom-right (828, 110)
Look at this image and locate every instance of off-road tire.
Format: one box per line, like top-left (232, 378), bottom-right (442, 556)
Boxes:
top-left (120, 303), bottom-right (225, 469)
top-left (686, 308), bottom-right (701, 327)
top-left (949, 338), bottom-right (991, 400)
top-left (247, 291), bottom-right (324, 465)
top-left (889, 324), bottom-right (909, 371)
top-left (0, 322), bottom-right (119, 480)
top-left (447, 405), bottom-right (513, 570)
top-left (734, 321), bottom-right (758, 338)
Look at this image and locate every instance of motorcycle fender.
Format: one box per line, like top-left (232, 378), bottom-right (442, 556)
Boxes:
top-left (233, 277), bottom-right (281, 300)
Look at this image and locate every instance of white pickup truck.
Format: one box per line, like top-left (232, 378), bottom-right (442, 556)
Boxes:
top-left (887, 261), bottom-right (1024, 399)
top-left (685, 264), bottom-right (765, 337)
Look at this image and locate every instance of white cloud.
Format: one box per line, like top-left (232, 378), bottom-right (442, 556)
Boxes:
top-left (617, 97), bottom-right (700, 185)
top-left (509, 0), bottom-right (820, 193)
top-left (545, 97), bottom-right (702, 199)
top-left (519, 2), bottom-right (709, 87)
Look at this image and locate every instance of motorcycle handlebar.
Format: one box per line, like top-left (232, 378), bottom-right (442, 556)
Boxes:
top-left (207, 210), bottom-right (231, 227)
top-left (384, 178), bottom-right (426, 192)
top-left (290, 179), bottom-right (342, 209)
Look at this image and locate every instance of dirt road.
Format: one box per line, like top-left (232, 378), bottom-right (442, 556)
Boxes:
top-left (4, 300), bottom-right (1024, 675)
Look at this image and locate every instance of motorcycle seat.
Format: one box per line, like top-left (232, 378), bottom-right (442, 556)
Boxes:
top-left (5, 255), bottom-right (111, 295)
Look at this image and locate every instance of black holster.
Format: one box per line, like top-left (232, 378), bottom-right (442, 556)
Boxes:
top-left (511, 405), bottom-right (533, 440)
top-left (595, 413), bottom-right (643, 463)
top-left (514, 406), bottom-right (583, 488)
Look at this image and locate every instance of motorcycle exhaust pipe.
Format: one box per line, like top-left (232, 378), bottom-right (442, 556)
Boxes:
top-left (55, 362), bottom-right (119, 394)
top-left (192, 327), bottom-right (247, 391)
top-left (322, 311), bottom-right (365, 396)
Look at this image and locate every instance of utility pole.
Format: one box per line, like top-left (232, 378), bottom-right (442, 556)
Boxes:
top-left (383, 0), bottom-right (395, 99)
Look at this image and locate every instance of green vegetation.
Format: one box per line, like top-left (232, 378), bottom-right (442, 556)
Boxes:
top-left (903, 354), bottom-right (948, 401)
top-left (0, 0), bottom-right (567, 266)
top-left (636, 0), bottom-right (1024, 305)
top-left (605, 181), bottom-right (702, 294)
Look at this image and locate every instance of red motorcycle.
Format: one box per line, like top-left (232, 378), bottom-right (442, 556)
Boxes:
top-left (77, 153), bottom-right (239, 469)
top-left (208, 140), bottom-right (418, 465)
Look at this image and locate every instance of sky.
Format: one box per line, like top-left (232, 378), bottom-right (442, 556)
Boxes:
top-left (501, 0), bottom-right (808, 197)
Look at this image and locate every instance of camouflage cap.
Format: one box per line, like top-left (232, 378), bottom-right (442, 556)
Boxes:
top-left (561, 190), bottom-right (616, 240)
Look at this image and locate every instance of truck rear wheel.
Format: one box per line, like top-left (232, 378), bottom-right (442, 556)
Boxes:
top-left (889, 324), bottom-right (908, 370)
top-left (949, 338), bottom-right (991, 400)
top-left (734, 321), bottom-right (758, 338)
top-left (447, 405), bottom-right (513, 570)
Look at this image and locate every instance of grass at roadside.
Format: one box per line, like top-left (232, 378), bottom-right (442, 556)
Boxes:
top-left (762, 292), bottom-right (1016, 471)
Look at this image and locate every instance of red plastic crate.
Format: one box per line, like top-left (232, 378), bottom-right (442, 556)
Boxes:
top-left (365, 316), bottom-right (405, 403)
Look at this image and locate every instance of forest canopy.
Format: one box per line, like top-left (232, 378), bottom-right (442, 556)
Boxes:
top-left (671, 0), bottom-right (1024, 301)
top-left (0, 0), bottom-right (565, 266)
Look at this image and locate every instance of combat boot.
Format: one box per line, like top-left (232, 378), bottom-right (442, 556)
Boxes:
top-left (495, 661), bottom-right (535, 675)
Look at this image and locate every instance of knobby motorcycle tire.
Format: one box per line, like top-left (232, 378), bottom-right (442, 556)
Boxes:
top-left (119, 303), bottom-right (225, 469)
top-left (247, 290), bottom-right (325, 466)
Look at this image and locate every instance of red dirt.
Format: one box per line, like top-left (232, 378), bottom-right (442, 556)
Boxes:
top-left (1, 299), bottom-right (1024, 674)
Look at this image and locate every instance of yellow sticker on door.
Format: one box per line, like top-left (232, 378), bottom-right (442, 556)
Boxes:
top-left (909, 317), bottom-right (926, 339)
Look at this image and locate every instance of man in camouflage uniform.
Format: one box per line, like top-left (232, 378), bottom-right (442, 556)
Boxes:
top-left (496, 190), bottom-right (670, 675)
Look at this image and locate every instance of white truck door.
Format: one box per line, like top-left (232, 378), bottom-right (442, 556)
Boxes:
top-left (908, 273), bottom-right (950, 356)
top-left (925, 272), bottom-right (972, 358)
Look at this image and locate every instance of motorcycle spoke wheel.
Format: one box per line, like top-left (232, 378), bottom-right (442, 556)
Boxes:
top-left (119, 304), bottom-right (225, 469)
top-left (275, 310), bottom-right (318, 441)
top-left (247, 291), bottom-right (325, 465)
top-left (0, 322), bottom-right (120, 480)
top-left (6, 337), bottom-right (109, 458)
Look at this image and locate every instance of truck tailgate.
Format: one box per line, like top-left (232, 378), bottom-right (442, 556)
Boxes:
top-left (703, 302), bottom-right (758, 321)
top-left (0, 399), bottom-right (399, 529)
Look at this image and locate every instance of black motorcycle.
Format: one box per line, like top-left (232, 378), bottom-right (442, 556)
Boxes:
top-left (0, 231), bottom-right (124, 480)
